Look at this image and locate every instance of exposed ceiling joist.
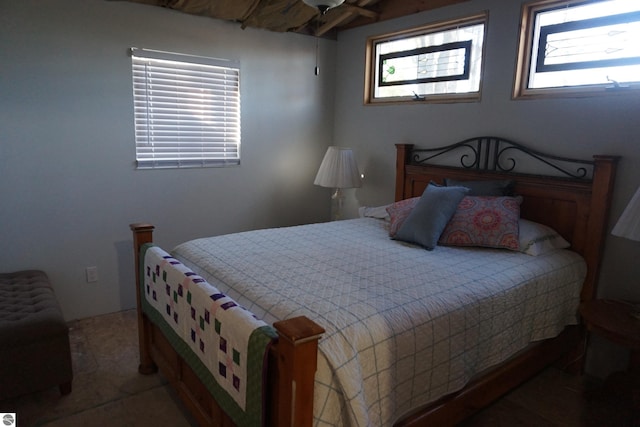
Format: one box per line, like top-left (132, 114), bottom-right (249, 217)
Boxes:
top-left (118, 0), bottom-right (472, 37)
top-left (339, 0), bottom-right (470, 31)
top-left (315, 0), bottom-right (378, 37)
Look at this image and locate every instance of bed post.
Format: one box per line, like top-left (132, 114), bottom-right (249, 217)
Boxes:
top-left (272, 316), bottom-right (325, 427)
top-left (130, 223), bottom-right (157, 375)
top-left (395, 144), bottom-right (414, 202)
top-left (580, 155), bottom-right (619, 302)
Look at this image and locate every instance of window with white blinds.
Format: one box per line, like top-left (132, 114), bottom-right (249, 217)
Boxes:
top-left (131, 48), bottom-right (241, 169)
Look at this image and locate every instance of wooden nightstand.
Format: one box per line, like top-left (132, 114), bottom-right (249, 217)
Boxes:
top-left (579, 299), bottom-right (640, 424)
top-left (580, 299), bottom-right (640, 368)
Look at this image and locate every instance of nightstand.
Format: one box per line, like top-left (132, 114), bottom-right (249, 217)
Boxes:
top-left (580, 299), bottom-right (640, 368)
top-left (579, 299), bottom-right (640, 424)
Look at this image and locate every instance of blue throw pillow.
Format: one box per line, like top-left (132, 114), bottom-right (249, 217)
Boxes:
top-left (394, 184), bottom-right (470, 250)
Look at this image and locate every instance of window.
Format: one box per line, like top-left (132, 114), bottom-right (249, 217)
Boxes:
top-left (365, 13), bottom-right (487, 104)
top-left (514, 0), bottom-right (640, 98)
top-left (131, 48), bottom-right (241, 169)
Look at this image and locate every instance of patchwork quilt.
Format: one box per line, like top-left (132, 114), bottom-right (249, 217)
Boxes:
top-left (141, 244), bottom-right (277, 427)
top-left (170, 218), bottom-right (586, 426)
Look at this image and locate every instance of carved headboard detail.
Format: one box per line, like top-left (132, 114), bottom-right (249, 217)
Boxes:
top-left (408, 136), bottom-right (594, 179)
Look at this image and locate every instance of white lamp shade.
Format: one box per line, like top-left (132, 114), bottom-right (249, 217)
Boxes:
top-left (314, 146), bottom-right (362, 189)
top-left (611, 186), bottom-right (640, 241)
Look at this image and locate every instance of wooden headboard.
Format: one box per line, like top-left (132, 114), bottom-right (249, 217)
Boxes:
top-left (395, 137), bottom-right (618, 303)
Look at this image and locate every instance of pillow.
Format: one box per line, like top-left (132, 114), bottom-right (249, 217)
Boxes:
top-left (438, 196), bottom-right (521, 250)
top-left (386, 197), bottom-right (420, 238)
top-left (444, 178), bottom-right (514, 196)
top-left (394, 185), bottom-right (469, 250)
top-left (359, 205), bottom-right (391, 221)
top-left (519, 218), bottom-right (570, 256)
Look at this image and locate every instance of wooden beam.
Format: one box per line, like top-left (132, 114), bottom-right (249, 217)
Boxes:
top-left (377, 0), bottom-right (471, 20)
top-left (316, 0), bottom-right (377, 36)
top-left (340, 0), bottom-right (471, 30)
top-left (346, 4), bottom-right (379, 19)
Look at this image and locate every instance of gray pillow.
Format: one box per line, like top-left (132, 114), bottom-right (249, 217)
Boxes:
top-left (444, 178), bottom-right (514, 196)
top-left (394, 184), bottom-right (469, 250)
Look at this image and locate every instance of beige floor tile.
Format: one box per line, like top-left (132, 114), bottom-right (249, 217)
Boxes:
top-left (39, 387), bottom-right (195, 427)
top-left (503, 366), bottom-right (591, 426)
top-left (461, 398), bottom-right (556, 427)
top-left (1, 309), bottom-right (633, 426)
top-left (1, 310), bottom-right (169, 427)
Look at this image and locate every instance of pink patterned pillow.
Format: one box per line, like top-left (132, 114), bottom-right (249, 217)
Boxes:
top-left (386, 197), bottom-right (420, 238)
top-left (438, 196), bottom-right (521, 250)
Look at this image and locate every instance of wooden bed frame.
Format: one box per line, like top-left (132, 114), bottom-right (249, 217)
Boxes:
top-left (131, 136), bottom-right (618, 426)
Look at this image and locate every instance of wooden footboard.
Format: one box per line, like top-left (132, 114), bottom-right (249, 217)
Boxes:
top-left (131, 223), bottom-right (325, 427)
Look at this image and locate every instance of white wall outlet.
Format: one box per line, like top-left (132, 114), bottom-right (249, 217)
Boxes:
top-left (86, 266), bottom-right (99, 283)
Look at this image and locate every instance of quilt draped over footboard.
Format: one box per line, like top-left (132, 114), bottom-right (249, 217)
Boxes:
top-left (141, 244), bottom-right (277, 427)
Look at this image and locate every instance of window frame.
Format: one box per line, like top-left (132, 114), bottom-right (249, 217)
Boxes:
top-left (130, 48), bottom-right (241, 169)
top-left (378, 40), bottom-right (473, 87)
top-left (364, 13), bottom-right (488, 105)
top-left (513, 0), bottom-right (640, 99)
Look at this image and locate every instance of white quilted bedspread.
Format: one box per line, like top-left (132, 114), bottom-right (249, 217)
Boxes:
top-left (172, 218), bottom-right (586, 427)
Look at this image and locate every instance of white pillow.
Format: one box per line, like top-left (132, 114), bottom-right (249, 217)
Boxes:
top-left (358, 205), bottom-right (391, 221)
top-left (519, 219), bottom-right (570, 256)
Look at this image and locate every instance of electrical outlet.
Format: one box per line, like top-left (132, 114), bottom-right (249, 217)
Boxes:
top-left (86, 266), bottom-right (99, 283)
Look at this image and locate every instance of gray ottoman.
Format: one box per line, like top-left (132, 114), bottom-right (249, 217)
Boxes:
top-left (0, 270), bottom-right (73, 399)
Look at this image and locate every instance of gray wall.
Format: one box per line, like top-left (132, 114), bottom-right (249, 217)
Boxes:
top-left (0, 0), bottom-right (335, 320)
top-left (333, 0), bottom-right (640, 378)
top-left (1, 0), bottom-right (637, 379)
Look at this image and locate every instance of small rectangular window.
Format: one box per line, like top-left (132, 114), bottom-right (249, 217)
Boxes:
top-left (379, 41), bottom-right (472, 86)
top-left (365, 13), bottom-right (487, 104)
top-left (131, 48), bottom-right (241, 169)
top-left (514, 0), bottom-right (640, 98)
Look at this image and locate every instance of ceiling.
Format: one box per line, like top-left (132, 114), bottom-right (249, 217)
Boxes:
top-left (123, 0), bottom-right (470, 38)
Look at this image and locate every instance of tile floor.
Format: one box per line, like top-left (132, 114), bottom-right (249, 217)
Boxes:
top-left (0, 309), bottom-right (634, 426)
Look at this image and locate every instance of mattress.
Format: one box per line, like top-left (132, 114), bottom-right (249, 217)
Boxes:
top-left (171, 217), bottom-right (586, 426)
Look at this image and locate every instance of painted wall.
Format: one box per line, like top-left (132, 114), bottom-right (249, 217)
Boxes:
top-left (1, 0), bottom-right (637, 379)
top-left (0, 0), bottom-right (336, 320)
top-left (333, 0), bottom-right (640, 378)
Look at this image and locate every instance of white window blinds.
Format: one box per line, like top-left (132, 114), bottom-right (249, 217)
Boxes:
top-left (131, 48), bottom-right (241, 169)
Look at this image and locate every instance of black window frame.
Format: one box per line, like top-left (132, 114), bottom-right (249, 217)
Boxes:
top-left (378, 41), bottom-right (472, 87)
top-left (364, 12), bottom-right (487, 105)
top-left (535, 11), bottom-right (640, 73)
top-left (514, 0), bottom-right (640, 99)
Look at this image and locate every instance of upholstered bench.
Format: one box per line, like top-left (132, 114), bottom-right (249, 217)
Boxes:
top-left (0, 270), bottom-right (73, 399)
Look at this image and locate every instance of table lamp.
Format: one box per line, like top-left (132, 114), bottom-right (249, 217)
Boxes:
top-left (612, 186), bottom-right (640, 241)
top-left (314, 146), bottom-right (362, 220)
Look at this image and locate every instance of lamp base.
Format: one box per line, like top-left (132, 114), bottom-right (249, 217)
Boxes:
top-left (331, 188), bottom-right (344, 221)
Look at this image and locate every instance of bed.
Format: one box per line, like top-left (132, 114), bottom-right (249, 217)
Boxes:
top-left (130, 136), bottom-right (618, 426)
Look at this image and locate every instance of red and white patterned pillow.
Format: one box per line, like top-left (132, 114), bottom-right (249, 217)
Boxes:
top-left (438, 196), bottom-right (521, 250)
top-left (386, 197), bottom-right (420, 238)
